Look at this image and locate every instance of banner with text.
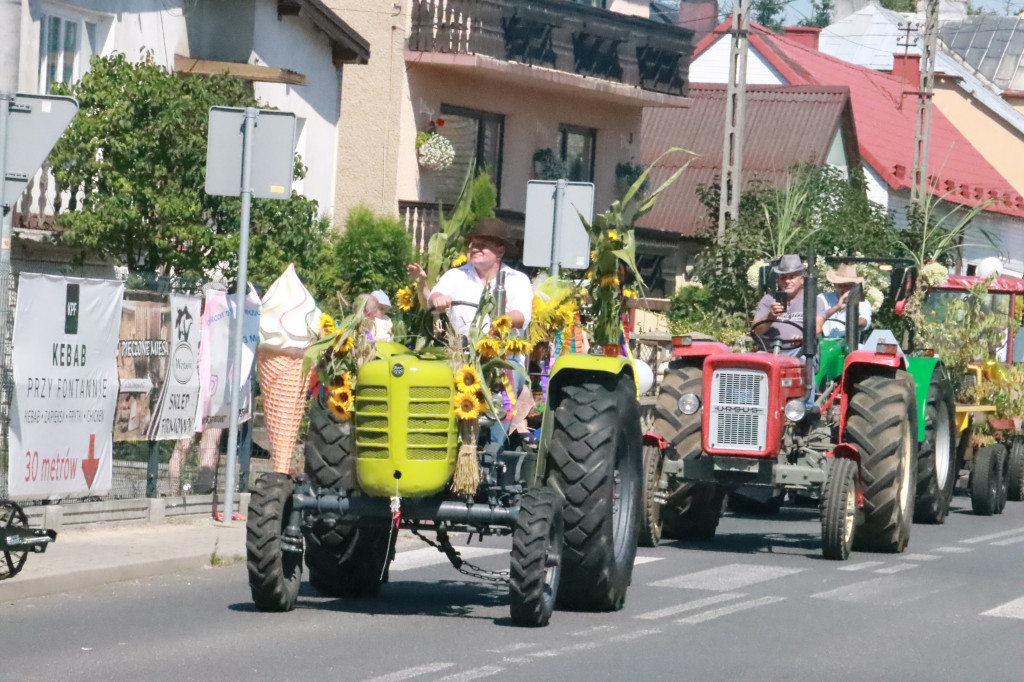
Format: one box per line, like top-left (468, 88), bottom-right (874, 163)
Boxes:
top-left (197, 286), bottom-right (261, 430)
top-left (151, 294), bottom-right (202, 439)
top-left (113, 295), bottom-right (169, 441)
top-left (8, 274), bottom-right (123, 499)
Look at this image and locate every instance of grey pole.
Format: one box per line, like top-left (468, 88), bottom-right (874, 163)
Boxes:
top-left (550, 179), bottom-right (566, 277)
top-left (0, 93), bottom-right (14, 454)
top-left (221, 106), bottom-right (258, 523)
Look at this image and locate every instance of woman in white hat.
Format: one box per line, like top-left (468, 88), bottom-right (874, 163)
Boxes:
top-left (819, 263), bottom-right (871, 338)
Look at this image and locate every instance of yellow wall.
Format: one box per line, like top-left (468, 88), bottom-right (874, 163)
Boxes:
top-left (934, 77), bottom-right (1024, 195)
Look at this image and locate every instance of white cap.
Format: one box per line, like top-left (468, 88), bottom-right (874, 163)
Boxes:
top-left (370, 290), bottom-right (391, 308)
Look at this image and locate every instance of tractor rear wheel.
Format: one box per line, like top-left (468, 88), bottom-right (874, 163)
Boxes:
top-left (246, 473), bottom-right (302, 612)
top-left (509, 486), bottom-right (564, 627)
top-left (652, 365), bottom-right (724, 540)
top-left (822, 457), bottom-right (858, 561)
top-left (546, 373), bottom-right (642, 612)
top-left (847, 373), bottom-right (917, 553)
top-left (971, 445), bottom-right (1004, 516)
top-left (639, 444), bottom-right (664, 547)
top-left (913, 369), bottom-right (956, 524)
top-left (1007, 439), bottom-right (1024, 502)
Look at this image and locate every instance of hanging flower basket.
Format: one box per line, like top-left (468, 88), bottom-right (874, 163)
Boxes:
top-left (417, 132), bottom-right (455, 171)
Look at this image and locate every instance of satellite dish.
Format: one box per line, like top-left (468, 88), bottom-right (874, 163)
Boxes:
top-left (976, 257), bottom-right (1003, 279)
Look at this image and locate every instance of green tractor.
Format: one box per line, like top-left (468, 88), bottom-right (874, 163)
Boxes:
top-left (641, 256), bottom-right (957, 560)
top-left (245, 308), bottom-right (643, 627)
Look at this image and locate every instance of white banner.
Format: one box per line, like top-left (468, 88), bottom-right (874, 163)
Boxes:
top-left (197, 286), bottom-right (261, 430)
top-left (151, 294), bottom-right (202, 439)
top-left (8, 274), bottom-right (123, 499)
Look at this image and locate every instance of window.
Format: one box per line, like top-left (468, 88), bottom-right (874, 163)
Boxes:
top-left (38, 13), bottom-right (97, 93)
top-left (559, 124), bottom-right (596, 183)
top-left (434, 105), bottom-right (505, 204)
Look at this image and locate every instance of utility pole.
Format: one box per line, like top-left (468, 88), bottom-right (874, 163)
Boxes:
top-left (718, 0), bottom-right (751, 240)
top-left (910, 0), bottom-right (938, 209)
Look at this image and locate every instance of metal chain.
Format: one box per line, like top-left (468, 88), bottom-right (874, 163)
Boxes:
top-left (410, 527), bottom-right (510, 584)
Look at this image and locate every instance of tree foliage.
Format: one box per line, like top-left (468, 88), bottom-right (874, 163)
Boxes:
top-left (328, 207), bottom-right (413, 304)
top-left (49, 53), bottom-right (330, 292)
top-left (798, 0), bottom-right (834, 28)
top-left (752, 0), bottom-right (787, 32)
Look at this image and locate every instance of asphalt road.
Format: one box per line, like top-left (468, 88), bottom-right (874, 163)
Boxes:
top-left (5, 493), bottom-right (1024, 682)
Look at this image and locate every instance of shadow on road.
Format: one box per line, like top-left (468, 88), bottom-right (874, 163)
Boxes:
top-left (664, 530), bottom-right (823, 558)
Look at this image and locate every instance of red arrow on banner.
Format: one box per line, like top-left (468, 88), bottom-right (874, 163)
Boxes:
top-left (81, 434), bottom-right (99, 489)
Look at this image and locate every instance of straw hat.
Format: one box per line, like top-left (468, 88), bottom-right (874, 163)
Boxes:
top-left (825, 263), bottom-right (865, 285)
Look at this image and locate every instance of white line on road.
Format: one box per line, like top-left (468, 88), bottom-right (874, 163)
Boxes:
top-left (503, 642), bottom-right (597, 664)
top-left (364, 662), bottom-right (455, 682)
top-left (811, 576), bottom-right (949, 604)
top-left (434, 666), bottom-right (504, 682)
top-left (570, 625), bottom-right (616, 637)
top-left (875, 563), bottom-right (918, 574)
top-left (934, 546), bottom-right (972, 553)
top-left (605, 628), bottom-right (662, 643)
top-left (982, 596), bottom-right (1024, 620)
top-left (389, 546), bottom-right (507, 572)
top-left (633, 556), bottom-right (663, 566)
top-left (837, 561), bottom-right (886, 572)
top-left (960, 528), bottom-right (1024, 544)
top-left (900, 554), bottom-right (940, 561)
top-left (650, 563), bottom-right (806, 591)
top-left (485, 642), bottom-right (537, 654)
top-left (991, 534), bottom-right (1024, 546)
top-left (635, 593), bottom-right (747, 620)
top-left (675, 596), bottom-right (786, 624)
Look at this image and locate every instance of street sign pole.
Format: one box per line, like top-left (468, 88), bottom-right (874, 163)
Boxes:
top-left (0, 92), bottom-right (14, 456)
top-left (221, 107), bottom-right (258, 524)
top-left (550, 179), bottom-right (566, 277)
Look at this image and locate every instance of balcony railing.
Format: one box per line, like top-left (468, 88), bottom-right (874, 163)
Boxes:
top-left (400, 200), bottom-right (524, 253)
top-left (11, 165), bottom-right (84, 232)
top-left (408, 0), bottom-right (692, 96)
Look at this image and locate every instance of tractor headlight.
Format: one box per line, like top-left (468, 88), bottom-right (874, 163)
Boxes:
top-left (678, 393), bottom-right (701, 415)
top-left (784, 399), bottom-right (807, 423)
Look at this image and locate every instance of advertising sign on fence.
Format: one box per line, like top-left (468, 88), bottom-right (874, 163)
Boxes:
top-left (7, 274), bottom-right (123, 499)
top-left (151, 294), bottom-right (202, 439)
top-left (113, 294), bottom-right (169, 441)
top-left (197, 286), bottom-right (260, 429)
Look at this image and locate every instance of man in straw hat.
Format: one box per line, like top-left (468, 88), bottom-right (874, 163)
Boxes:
top-left (753, 254), bottom-right (825, 353)
top-left (819, 263), bottom-right (871, 339)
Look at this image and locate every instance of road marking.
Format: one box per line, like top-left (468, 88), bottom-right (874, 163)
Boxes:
top-left (570, 625), bottom-right (616, 637)
top-left (982, 596), bottom-right (1024, 620)
top-left (675, 596), bottom-right (786, 624)
top-left (811, 576), bottom-right (949, 604)
top-left (900, 554), bottom-right (940, 561)
top-left (990, 534), bottom-right (1024, 546)
top-left (364, 662), bottom-right (454, 682)
top-left (503, 642), bottom-right (596, 664)
top-left (634, 556), bottom-right (663, 566)
top-left (837, 561), bottom-right (885, 572)
top-left (389, 546), bottom-right (506, 572)
top-left (650, 563), bottom-right (806, 591)
top-left (635, 593), bottom-right (747, 620)
top-left (435, 666), bottom-right (504, 682)
top-left (486, 643), bottom-right (537, 654)
top-left (875, 563), bottom-right (918, 574)
top-left (961, 528), bottom-right (1024, 544)
top-left (934, 546), bottom-right (972, 554)
top-left (605, 628), bottom-right (662, 643)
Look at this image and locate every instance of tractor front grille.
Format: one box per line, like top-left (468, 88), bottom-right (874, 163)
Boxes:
top-left (708, 369), bottom-right (768, 452)
top-left (355, 384), bottom-right (389, 459)
top-left (407, 386), bottom-right (455, 460)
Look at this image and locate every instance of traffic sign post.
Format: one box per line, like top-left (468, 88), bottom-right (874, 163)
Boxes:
top-left (205, 106), bottom-right (295, 524)
top-left (523, 179), bottom-right (595, 274)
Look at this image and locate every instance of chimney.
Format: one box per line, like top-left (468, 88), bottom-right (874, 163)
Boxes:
top-left (893, 53), bottom-right (921, 88)
top-left (677, 0), bottom-right (719, 46)
top-left (782, 27), bottom-right (821, 50)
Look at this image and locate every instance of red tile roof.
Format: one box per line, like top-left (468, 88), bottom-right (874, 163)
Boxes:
top-left (691, 19), bottom-right (1024, 219)
top-left (639, 84), bottom-right (856, 235)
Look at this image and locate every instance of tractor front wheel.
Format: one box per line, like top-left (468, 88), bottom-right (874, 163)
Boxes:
top-left (1007, 439), bottom-right (1024, 502)
top-left (509, 486), bottom-right (564, 627)
top-left (971, 444), bottom-right (1004, 516)
top-left (822, 457), bottom-right (858, 561)
top-left (246, 473), bottom-right (302, 612)
top-left (547, 373), bottom-right (642, 612)
top-left (639, 444), bottom-right (664, 547)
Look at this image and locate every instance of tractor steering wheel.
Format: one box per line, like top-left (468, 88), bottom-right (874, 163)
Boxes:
top-left (429, 299), bottom-right (479, 347)
top-left (750, 318), bottom-right (805, 353)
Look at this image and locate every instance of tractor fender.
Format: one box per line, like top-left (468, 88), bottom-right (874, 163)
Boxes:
top-left (904, 356), bottom-right (945, 443)
top-left (535, 354), bottom-right (637, 483)
top-left (672, 341), bottom-right (731, 363)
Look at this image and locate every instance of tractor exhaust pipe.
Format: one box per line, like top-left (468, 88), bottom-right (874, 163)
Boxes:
top-left (802, 252), bottom-right (818, 400)
top-left (845, 283), bottom-right (863, 352)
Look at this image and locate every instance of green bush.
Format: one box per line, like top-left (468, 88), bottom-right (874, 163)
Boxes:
top-left (330, 206), bottom-right (413, 304)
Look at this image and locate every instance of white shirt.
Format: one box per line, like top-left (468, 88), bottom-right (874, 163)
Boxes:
top-left (819, 291), bottom-right (872, 338)
top-left (430, 263), bottom-right (533, 338)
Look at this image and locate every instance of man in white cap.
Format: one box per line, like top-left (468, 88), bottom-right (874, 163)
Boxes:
top-left (818, 263), bottom-right (871, 338)
top-left (753, 254), bottom-right (825, 353)
top-left (368, 289), bottom-right (393, 342)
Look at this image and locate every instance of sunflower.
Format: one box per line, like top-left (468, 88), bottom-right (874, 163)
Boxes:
top-left (328, 386), bottom-right (354, 420)
top-left (600, 275), bottom-right (620, 288)
top-left (607, 229), bottom-right (619, 242)
top-left (451, 253), bottom-right (467, 267)
top-left (623, 288), bottom-right (637, 299)
top-left (453, 390), bottom-right (482, 420)
top-left (333, 371), bottom-right (352, 392)
top-left (333, 333), bottom-right (355, 355)
top-left (504, 337), bottom-right (534, 356)
top-left (319, 312), bottom-right (336, 335)
top-left (491, 315), bottom-right (512, 337)
top-left (476, 337), bottom-right (500, 359)
top-left (590, 249), bottom-right (596, 260)
top-left (454, 364), bottom-right (481, 392)
top-left (396, 285), bottom-right (415, 311)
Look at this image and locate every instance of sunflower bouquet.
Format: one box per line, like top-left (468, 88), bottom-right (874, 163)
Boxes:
top-left (302, 299), bottom-right (376, 422)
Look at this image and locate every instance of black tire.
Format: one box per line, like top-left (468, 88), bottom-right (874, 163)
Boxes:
top-left (652, 365), bottom-right (723, 538)
top-left (1007, 439), bottom-right (1024, 502)
top-left (246, 473), bottom-right (302, 612)
top-left (846, 373), bottom-right (918, 553)
top-left (996, 447), bottom-right (1009, 515)
top-left (971, 445), bottom-right (1003, 516)
top-left (304, 395), bottom-right (357, 491)
top-left (662, 486), bottom-right (725, 541)
top-left (822, 457), bottom-right (858, 561)
top-left (509, 487), bottom-right (564, 627)
top-left (913, 368), bottom-right (957, 524)
top-left (546, 372), bottom-right (642, 612)
top-left (638, 444), bottom-right (664, 547)
top-left (0, 500), bottom-right (30, 580)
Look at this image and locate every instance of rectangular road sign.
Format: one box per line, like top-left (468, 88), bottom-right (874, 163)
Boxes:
top-left (2, 94), bottom-right (78, 207)
top-left (205, 107), bottom-right (296, 199)
top-left (523, 180), bottom-right (595, 270)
